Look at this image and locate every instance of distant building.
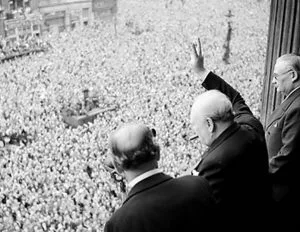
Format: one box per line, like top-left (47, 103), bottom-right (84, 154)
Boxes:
top-left (0, 1), bottom-right (41, 40)
top-left (38, 0), bottom-right (93, 33)
top-left (92, 0), bottom-right (117, 20)
top-left (0, 0), bottom-right (117, 38)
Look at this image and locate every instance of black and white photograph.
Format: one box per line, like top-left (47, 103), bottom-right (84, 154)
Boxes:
top-left (0, 0), bottom-right (299, 231)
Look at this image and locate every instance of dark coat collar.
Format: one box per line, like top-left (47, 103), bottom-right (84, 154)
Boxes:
top-left (123, 173), bottom-right (172, 205)
top-left (200, 122), bottom-right (240, 161)
top-left (279, 87), bottom-right (300, 111)
top-left (267, 87), bottom-right (300, 127)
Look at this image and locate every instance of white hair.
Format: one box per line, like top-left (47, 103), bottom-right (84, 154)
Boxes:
top-left (191, 90), bottom-right (234, 123)
top-left (278, 53), bottom-right (300, 72)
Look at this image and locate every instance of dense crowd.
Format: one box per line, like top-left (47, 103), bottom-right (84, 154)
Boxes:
top-left (0, 35), bottom-right (50, 62)
top-left (0, 0), bottom-right (270, 231)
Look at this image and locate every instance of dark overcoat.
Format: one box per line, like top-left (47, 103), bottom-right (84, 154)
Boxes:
top-left (193, 72), bottom-right (270, 228)
top-left (104, 173), bottom-right (217, 232)
top-left (265, 87), bottom-right (300, 227)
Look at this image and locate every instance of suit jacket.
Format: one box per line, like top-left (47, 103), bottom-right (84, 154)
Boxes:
top-left (265, 87), bottom-right (300, 213)
top-left (193, 72), bottom-right (270, 227)
top-left (104, 173), bottom-right (217, 232)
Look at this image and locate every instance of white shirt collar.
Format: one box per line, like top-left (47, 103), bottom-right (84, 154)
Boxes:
top-left (285, 86), bottom-right (300, 100)
top-left (128, 168), bottom-right (162, 189)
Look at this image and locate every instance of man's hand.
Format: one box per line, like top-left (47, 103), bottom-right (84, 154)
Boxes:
top-left (191, 38), bottom-right (207, 76)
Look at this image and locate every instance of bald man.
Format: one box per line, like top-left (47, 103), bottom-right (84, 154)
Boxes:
top-left (104, 123), bottom-right (218, 232)
top-left (188, 40), bottom-right (271, 229)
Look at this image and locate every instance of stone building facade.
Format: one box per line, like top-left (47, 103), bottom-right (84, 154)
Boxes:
top-left (0, 0), bottom-right (116, 38)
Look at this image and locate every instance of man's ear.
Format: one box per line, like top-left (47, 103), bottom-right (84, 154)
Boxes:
top-left (291, 70), bottom-right (299, 82)
top-left (112, 157), bottom-right (124, 175)
top-left (206, 117), bottom-right (215, 133)
top-left (151, 128), bottom-right (156, 137)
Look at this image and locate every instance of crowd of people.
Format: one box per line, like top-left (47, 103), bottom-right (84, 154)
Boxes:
top-left (0, 0), bottom-right (270, 231)
top-left (0, 35), bottom-right (50, 62)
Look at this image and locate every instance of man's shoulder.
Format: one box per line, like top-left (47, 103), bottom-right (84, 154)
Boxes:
top-left (203, 124), bottom-right (265, 163)
top-left (280, 88), bottom-right (300, 112)
top-left (106, 198), bottom-right (141, 226)
top-left (175, 174), bottom-right (208, 185)
top-left (143, 174), bottom-right (212, 195)
top-left (221, 124), bottom-right (257, 146)
top-left (128, 175), bottom-right (212, 202)
top-left (286, 93), bottom-right (300, 111)
top-left (235, 114), bottom-right (264, 137)
top-left (172, 175), bottom-right (214, 196)
top-left (267, 92), bottom-right (300, 126)
top-left (104, 206), bottom-right (141, 232)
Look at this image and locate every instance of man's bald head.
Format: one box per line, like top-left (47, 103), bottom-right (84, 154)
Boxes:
top-left (190, 90), bottom-right (234, 146)
top-left (109, 123), bottom-right (159, 170)
top-left (191, 90), bottom-right (233, 122)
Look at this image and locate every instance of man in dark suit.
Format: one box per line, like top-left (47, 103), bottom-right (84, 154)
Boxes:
top-left (188, 39), bottom-right (270, 229)
top-left (104, 122), bottom-right (217, 232)
top-left (266, 53), bottom-right (300, 228)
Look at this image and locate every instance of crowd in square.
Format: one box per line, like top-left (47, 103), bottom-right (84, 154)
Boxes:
top-left (0, 0), bottom-right (270, 231)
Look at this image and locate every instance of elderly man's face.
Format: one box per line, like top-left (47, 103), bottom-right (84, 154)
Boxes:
top-left (272, 60), bottom-right (294, 95)
top-left (191, 114), bottom-right (213, 147)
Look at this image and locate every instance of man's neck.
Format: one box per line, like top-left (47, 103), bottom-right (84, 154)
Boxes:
top-left (285, 84), bottom-right (300, 99)
top-left (214, 121), bottom-right (234, 140)
top-left (124, 162), bottom-right (158, 183)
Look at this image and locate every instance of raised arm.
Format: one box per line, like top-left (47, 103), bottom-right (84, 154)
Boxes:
top-left (191, 38), bottom-right (264, 135)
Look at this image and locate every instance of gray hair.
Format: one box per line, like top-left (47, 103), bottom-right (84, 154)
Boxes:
top-left (110, 124), bottom-right (160, 170)
top-left (192, 90), bottom-right (234, 123)
top-left (278, 53), bottom-right (300, 72)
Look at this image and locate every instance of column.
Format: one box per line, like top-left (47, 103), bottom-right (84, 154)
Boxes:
top-left (261, 0), bottom-right (300, 127)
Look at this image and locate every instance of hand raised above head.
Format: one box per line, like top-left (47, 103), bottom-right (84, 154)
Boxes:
top-left (191, 38), bottom-right (206, 75)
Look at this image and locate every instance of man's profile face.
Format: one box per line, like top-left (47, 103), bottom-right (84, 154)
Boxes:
top-left (191, 113), bottom-right (212, 146)
top-left (272, 60), bottom-right (293, 95)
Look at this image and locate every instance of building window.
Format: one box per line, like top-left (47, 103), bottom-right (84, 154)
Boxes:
top-left (83, 8), bottom-right (89, 19)
top-left (9, 0), bottom-right (29, 11)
